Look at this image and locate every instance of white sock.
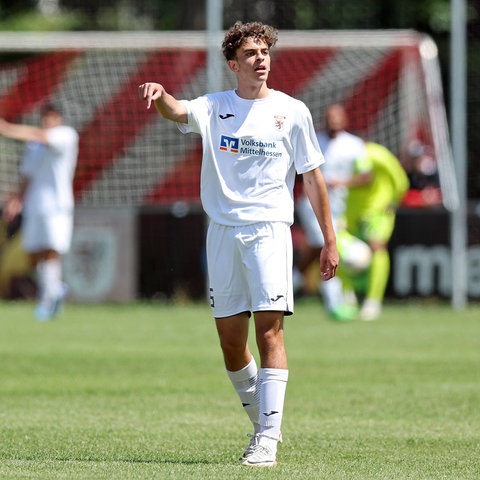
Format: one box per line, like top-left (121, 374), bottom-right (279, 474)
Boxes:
top-left (36, 259), bottom-right (62, 306)
top-left (258, 368), bottom-right (289, 452)
top-left (227, 357), bottom-right (260, 434)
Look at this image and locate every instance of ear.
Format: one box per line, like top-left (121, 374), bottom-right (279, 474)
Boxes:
top-left (227, 60), bottom-right (239, 73)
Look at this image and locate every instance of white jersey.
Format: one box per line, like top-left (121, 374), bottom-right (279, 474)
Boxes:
top-left (178, 89), bottom-right (324, 226)
top-left (317, 130), bottom-right (365, 218)
top-left (20, 125), bottom-right (79, 216)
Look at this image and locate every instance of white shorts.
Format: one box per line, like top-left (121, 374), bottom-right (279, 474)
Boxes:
top-left (206, 221), bottom-right (294, 318)
top-left (22, 211), bottom-right (73, 255)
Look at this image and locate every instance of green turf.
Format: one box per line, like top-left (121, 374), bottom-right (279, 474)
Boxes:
top-left (0, 298), bottom-right (479, 479)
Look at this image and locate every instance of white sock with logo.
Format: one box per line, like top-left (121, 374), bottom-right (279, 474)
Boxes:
top-left (258, 368), bottom-right (289, 452)
top-left (227, 357), bottom-right (260, 434)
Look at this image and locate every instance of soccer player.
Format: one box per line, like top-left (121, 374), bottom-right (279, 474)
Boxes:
top-left (138, 21), bottom-right (338, 467)
top-left (345, 142), bottom-right (409, 320)
top-left (294, 103), bottom-right (366, 321)
top-left (0, 104), bottom-right (79, 320)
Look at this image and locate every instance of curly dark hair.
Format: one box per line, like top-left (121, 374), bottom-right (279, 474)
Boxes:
top-left (222, 21), bottom-right (278, 61)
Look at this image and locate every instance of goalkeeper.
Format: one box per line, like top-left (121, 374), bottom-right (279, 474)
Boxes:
top-left (294, 103), bottom-right (367, 321)
top-left (345, 142), bottom-right (409, 320)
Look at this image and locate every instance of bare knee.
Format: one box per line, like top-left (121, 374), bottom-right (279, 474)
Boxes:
top-left (216, 312), bottom-right (251, 371)
top-left (254, 311), bottom-right (287, 369)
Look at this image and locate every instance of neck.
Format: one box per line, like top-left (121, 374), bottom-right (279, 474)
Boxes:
top-left (235, 82), bottom-right (270, 100)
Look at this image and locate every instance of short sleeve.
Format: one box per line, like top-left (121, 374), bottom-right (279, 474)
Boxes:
top-left (176, 96), bottom-right (211, 135)
top-left (45, 126), bottom-right (78, 155)
top-left (292, 103), bottom-right (325, 175)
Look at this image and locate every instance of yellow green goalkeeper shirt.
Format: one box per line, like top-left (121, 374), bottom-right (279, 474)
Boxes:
top-left (346, 142), bottom-right (409, 224)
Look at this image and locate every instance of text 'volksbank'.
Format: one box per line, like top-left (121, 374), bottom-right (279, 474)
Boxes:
top-left (220, 136), bottom-right (283, 157)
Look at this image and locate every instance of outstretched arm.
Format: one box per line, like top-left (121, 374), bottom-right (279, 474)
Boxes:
top-left (0, 118), bottom-right (48, 144)
top-left (302, 167), bottom-right (339, 280)
top-left (138, 82), bottom-right (188, 123)
top-left (0, 120), bottom-right (43, 222)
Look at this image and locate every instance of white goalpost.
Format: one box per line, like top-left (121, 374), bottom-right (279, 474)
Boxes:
top-left (0, 30), bottom-right (457, 208)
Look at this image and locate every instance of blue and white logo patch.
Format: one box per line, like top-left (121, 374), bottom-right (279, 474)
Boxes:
top-left (219, 135), bottom-right (239, 153)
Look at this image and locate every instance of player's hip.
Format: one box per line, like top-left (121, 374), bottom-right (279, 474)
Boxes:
top-left (206, 221), bottom-right (294, 317)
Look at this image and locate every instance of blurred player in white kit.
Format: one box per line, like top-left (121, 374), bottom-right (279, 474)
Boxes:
top-left (0, 104), bottom-right (78, 320)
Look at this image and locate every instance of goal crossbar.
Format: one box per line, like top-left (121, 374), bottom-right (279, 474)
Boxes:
top-left (0, 30), bottom-right (457, 211)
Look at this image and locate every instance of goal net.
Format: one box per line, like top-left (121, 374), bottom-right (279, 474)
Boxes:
top-left (0, 30), bottom-right (457, 211)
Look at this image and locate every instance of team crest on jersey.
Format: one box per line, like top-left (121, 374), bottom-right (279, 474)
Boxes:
top-left (274, 115), bottom-right (286, 131)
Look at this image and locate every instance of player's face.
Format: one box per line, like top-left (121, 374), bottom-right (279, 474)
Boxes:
top-left (229, 37), bottom-right (270, 83)
top-left (41, 111), bottom-right (62, 129)
top-left (325, 105), bottom-right (347, 136)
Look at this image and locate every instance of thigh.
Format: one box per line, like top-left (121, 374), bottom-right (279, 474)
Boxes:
top-left (361, 211), bottom-right (395, 244)
top-left (22, 214), bottom-right (45, 253)
top-left (206, 222), bottom-right (250, 317)
top-left (243, 222), bottom-right (294, 315)
top-left (23, 212), bottom-right (73, 255)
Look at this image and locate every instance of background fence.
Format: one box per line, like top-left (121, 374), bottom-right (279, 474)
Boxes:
top-left (0, 0), bottom-right (479, 302)
top-left (1, 0), bottom-right (477, 197)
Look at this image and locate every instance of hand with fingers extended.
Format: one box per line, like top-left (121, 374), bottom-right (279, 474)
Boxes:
top-left (138, 82), bottom-right (165, 109)
top-left (137, 82), bottom-right (187, 122)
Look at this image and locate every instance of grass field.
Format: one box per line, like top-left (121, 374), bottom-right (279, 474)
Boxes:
top-left (0, 297), bottom-right (479, 479)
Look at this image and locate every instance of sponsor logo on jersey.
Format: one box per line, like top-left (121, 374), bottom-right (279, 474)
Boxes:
top-left (219, 136), bottom-right (282, 158)
top-left (219, 135), bottom-right (239, 153)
